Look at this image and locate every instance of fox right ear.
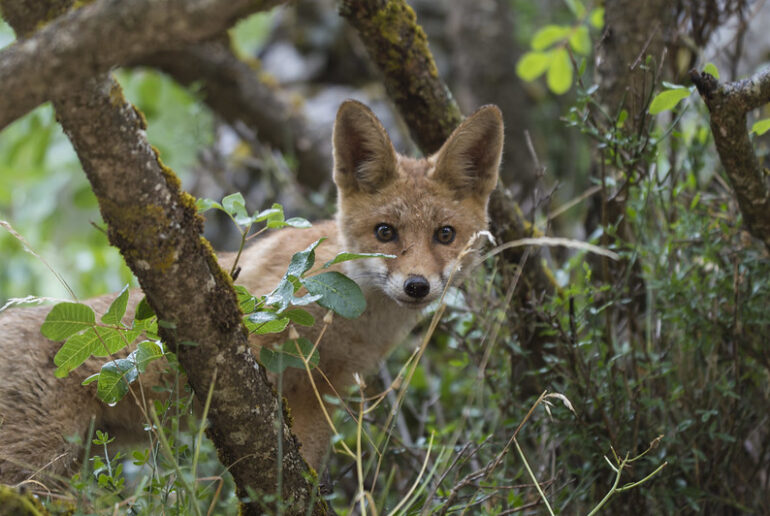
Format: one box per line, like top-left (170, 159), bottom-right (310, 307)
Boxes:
top-left (333, 100), bottom-right (398, 194)
top-left (432, 105), bottom-right (504, 200)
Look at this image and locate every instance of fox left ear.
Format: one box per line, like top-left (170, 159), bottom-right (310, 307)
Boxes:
top-left (431, 105), bottom-right (504, 199)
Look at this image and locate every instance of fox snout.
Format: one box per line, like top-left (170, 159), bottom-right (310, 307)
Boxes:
top-left (403, 274), bottom-right (430, 299)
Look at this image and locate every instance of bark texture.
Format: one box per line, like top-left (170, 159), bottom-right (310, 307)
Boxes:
top-left (0, 0), bottom-right (285, 131)
top-left (447, 0), bottom-right (535, 199)
top-left (139, 39), bottom-right (332, 190)
top-left (691, 67), bottom-right (770, 250)
top-left (1, 2), bottom-right (324, 513)
top-left (338, 0), bottom-right (463, 155)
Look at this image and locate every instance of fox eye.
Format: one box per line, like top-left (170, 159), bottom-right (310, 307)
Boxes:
top-left (375, 223), bottom-right (397, 242)
top-left (435, 225), bottom-right (456, 245)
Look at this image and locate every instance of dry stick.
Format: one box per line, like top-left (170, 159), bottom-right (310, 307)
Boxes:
top-left (437, 390), bottom-right (550, 515)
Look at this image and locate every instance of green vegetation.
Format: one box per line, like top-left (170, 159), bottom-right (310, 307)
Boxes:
top-left (2, 5), bottom-right (768, 516)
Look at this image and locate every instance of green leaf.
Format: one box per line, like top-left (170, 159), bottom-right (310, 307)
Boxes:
top-left (547, 48), bottom-right (573, 95)
top-left (284, 217), bottom-right (312, 228)
top-left (82, 373), bottom-right (99, 386)
top-left (565, 0), bottom-right (586, 18)
top-left (302, 271), bottom-right (366, 319)
top-left (283, 309), bottom-right (315, 326)
top-left (259, 338), bottom-right (319, 374)
top-left (135, 297), bottom-right (155, 320)
top-left (54, 333), bottom-right (99, 377)
top-left (101, 285), bottom-right (130, 325)
top-left (569, 26), bottom-right (591, 55)
top-left (750, 118), bottom-right (770, 135)
top-left (236, 286), bottom-right (256, 314)
top-left (41, 302), bottom-right (95, 340)
top-left (531, 25), bottom-right (569, 50)
top-left (649, 88), bottom-right (691, 115)
top-left (249, 315), bottom-right (290, 335)
top-left (287, 238), bottom-right (325, 279)
top-left (264, 203), bottom-right (287, 228)
top-left (196, 198), bottom-right (222, 213)
top-left (617, 109), bottom-right (628, 127)
top-left (703, 62), bottom-right (720, 79)
top-left (90, 327), bottom-right (141, 357)
top-left (131, 341), bottom-right (164, 373)
top-left (322, 252), bottom-right (396, 269)
top-left (516, 51), bottom-right (552, 82)
top-left (222, 192), bottom-right (248, 223)
top-left (589, 7), bottom-right (604, 28)
top-left (263, 278), bottom-right (296, 312)
top-left (252, 207), bottom-right (282, 222)
top-left (97, 359), bottom-right (139, 404)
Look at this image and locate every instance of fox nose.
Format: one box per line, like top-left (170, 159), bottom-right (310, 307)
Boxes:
top-left (403, 275), bottom-right (430, 299)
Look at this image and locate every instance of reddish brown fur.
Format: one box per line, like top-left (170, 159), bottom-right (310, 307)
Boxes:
top-left (0, 100), bottom-right (503, 483)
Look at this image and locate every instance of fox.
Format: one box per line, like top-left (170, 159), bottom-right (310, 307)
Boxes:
top-left (0, 100), bottom-right (503, 484)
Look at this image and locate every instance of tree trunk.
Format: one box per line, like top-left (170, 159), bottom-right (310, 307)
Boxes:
top-left (0, 2), bottom-right (325, 513)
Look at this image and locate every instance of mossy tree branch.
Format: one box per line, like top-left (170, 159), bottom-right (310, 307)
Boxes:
top-left (338, 0), bottom-right (463, 155)
top-left (1, 2), bottom-right (325, 513)
top-left (0, 0), bottom-right (286, 131)
top-left (691, 67), bottom-right (770, 250)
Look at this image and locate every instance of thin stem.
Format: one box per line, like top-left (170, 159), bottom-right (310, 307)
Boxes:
top-left (513, 438), bottom-right (555, 516)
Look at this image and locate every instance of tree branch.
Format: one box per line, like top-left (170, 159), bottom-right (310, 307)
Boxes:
top-left (690, 67), bottom-right (770, 250)
top-left (0, 0), bottom-right (286, 131)
top-left (2, 1), bottom-right (324, 513)
top-left (138, 39), bottom-right (333, 190)
top-left (338, 0), bottom-right (463, 155)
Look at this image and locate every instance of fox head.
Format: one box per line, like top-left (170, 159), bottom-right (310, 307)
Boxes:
top-left (332, 100), bottom-right (504, 308)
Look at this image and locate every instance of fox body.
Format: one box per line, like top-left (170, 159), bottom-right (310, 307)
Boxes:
top-left (0, 100), bottom-right (503, 483)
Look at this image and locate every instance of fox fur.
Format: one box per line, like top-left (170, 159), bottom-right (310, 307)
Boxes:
top-left (0, 100), bottom-right (503, 484)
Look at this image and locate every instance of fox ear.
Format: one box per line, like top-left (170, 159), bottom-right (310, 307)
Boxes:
top-left (333, 100), bottom-right (398, 194)
top-left (432, 105), bottom-right (503, 199)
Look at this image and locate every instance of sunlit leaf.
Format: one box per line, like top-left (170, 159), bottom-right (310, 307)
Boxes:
top-left (703, 62), bottom-right (720, 80)
top-left (532, 25), bottom-right (569, 50)
top-left (751, 118), bottom-right (770, 135)
top-left (547, 48), bottom-right (573, 95)
top-left (569, 26), bottom-right (591, 55)
top-left (516, 51), bottom-right (552, 82)
top-left (589, 7), bottom-right (604, 29)
top-left (649, 89), bottom-right (691, 115)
